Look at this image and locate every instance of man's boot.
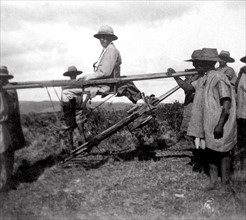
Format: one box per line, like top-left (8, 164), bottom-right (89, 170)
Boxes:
top-left (62, 98), bottom-right (77, 131)
top-left (60, 98), bottom-right (76, 150)
top-left (204, 163), bottom-right (218, 191)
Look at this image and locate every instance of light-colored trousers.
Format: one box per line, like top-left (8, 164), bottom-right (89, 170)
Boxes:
top-left (62, 86), bottom-right (110, 102)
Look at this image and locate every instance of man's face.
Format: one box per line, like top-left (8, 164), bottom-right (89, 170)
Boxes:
top-left (0, 78), bottom-right (8, 87)
top-left (99, 35), bottom-right (112, 48)
top-left (192, 60), bottom-right (201, 69)
top-left (70, 75), bottom-right (76, 80)
top-left (219, 60), bottom-right (226, 67)
top-left (196, 60), bottom-right (216, 75)
top-left (194, 61), bottom-right (207, 76)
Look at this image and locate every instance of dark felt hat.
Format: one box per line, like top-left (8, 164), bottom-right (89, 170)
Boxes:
top-left (196, 48), bottom-right (222, 62)
top-left (240, 56), bottom-right (246, 63)
top-left (185, 49), bottom-right (202, 62)
top-left (0, 66), bottom-right (14, 79)
top-left (219, 50), bottom-right (235, 63)
top-left (63, 66), bottom-right (82, 77)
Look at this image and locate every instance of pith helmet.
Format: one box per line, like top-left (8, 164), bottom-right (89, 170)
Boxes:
top-left (63, 66), bottom-right (83, 77)
top-left (196, 48), bottom-right (221, 62)
top-left (219, 50), bottom-right (235, 63)
top-left (185, 49), bottom-right (202, 62)
top-left (240, 56), bottom-right (246, 63)
top-left (94, 25), bottom-right (118, 41)
top-left (0, 66), bottom-right (14, 79)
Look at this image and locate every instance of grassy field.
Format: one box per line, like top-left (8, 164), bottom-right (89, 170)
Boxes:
top-left (1, 103), bottom-right (245, 220)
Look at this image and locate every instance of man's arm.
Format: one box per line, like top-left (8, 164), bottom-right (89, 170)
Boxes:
top-left (83, 47), bottom-right (118, 80)
top-left (213, 97), bottom-right (231, 139)
top-left (167, 68), bottom-right (195, 92)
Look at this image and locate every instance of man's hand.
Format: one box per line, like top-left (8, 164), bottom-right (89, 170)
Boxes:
top-left (214, 124), bottom-right (224, 139)
top-left (167, 68), bottom-right (176, 76)
top-left (0, 79), bottom-right (7, 87)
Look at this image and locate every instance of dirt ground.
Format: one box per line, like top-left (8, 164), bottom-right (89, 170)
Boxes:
top-left (1, 141), bottom-right (245, 220)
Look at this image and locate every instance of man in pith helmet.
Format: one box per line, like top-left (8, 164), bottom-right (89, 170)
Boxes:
top-left (61, 25), bottom-right (122, 138)
top-left (60, 25), bottom-right (158, 150)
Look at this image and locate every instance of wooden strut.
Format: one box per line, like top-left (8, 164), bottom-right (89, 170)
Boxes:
top-left (3, 71), bottom-right (197, 90)
top-left (63, 84), bottom-right (181, 162)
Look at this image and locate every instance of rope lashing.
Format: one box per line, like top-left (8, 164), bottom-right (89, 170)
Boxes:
top-left (92, 93), bottom-right (116, 111)
top-left (45, 87), bottom-right (61, 126)
top-left (53, 87), bottom-right (62, 103)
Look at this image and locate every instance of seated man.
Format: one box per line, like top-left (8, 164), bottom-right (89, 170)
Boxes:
top-left (61, 66), bottom-right (86, 147)
top-left (61, 25), bottom-right (159, 133)
top-left (61, 25), bottom-right (122, 132)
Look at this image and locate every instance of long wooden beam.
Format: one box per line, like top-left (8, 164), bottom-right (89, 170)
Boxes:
top-left (3, 71), bottom-right (197, 90)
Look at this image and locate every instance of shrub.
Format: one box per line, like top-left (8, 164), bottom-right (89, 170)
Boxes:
top-left (155, 101), bottom-right (183, 132)
top-left (18, 102), bottom-right (184, 163)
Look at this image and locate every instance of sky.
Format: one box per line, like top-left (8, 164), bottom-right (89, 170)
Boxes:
top-left (1, 0), bottom-right (246, 104)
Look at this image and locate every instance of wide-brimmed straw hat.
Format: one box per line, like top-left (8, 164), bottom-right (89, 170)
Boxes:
top-left (94, 25), bottom-right (118, 41)
top-left (63, 66), bottom-right (83, 77)
top-left (218, 50), bottom-right (235, 63)
top-left (0, 66), bottom-right (14, 79)
top-left (185, 49), bottom-right (202, 62)
top-left (196, 48), bottom-right (221, 62)
top-left (240, 56), bottom-right (246, 63)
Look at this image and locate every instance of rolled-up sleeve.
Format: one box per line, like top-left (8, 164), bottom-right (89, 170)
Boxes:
top-left (217, 77), bottom-right (232, 102)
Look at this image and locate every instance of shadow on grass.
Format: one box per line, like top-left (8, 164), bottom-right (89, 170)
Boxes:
top-left (71, 147), bottom-right (209, 175)
top-left (10, 151), bottom-right (73, 190)
top-left (66, 147), bottom-right (193, 167)
top-left (10, 144), bottom-right (206, 191)
top-left (12, 154), bottom-right (59, 184)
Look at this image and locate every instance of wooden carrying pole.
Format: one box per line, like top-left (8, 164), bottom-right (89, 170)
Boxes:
top-left (64, 84), bottom-right (181, 162)
top-left (3, 71), bottom-right (197, 90)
